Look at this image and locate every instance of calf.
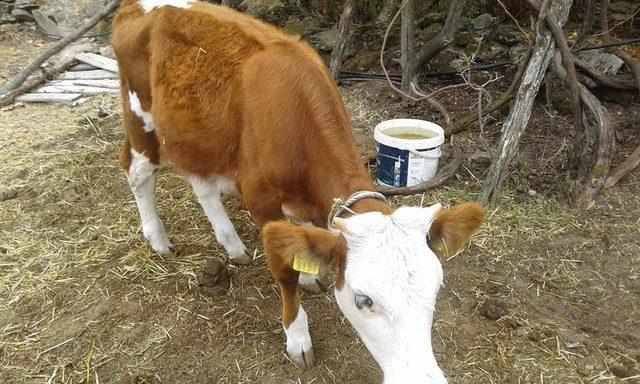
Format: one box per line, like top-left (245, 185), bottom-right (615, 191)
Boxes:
top-left (112, 1), bottom-right (484, 382)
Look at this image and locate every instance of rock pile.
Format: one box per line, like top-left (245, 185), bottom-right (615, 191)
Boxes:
top-left (1, 0), bottom-right (39, 25)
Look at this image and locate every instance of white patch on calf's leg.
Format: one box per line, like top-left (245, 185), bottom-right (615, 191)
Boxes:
top-left (284, 306), bottom-right (315, 368)
top-left (189, 176), bottom-right (250, 265)
top-left (138, 0), bottom-right (195, 13)
top-left (128, 91), bottom-right (155, 133)
top-left (127, 149), bottom-right (173, 254)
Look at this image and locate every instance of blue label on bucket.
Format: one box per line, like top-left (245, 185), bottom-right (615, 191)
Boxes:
top-left (376, 143), bottom-right (409, 187)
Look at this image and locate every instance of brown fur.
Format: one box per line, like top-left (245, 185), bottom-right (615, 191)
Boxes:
top-left (428, 202), bottom-right (484, 258)
top-left (112, 0), bottom-right (386, 332)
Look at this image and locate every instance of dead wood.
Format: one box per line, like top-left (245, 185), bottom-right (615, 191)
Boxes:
top-left (604, 144), bottom-right (640, 188)
top-left (551, 52), bottom-right (614, 208)
top-left (546, 17), bottom-right (584, 170)
top-left (478, 0), bottom-right (573, 206)
top-left (329, 0), bottom-right (355, 80)
top-left (575, 58), bottom-right (637, 90)
top-left (0, 0), bottom-right (120, 105)
top-left (378, 147), bottom-right (463, 196)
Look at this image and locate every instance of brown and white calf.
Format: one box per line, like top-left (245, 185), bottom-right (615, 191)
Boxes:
top-left (113, 1), bottom-right (483, 382)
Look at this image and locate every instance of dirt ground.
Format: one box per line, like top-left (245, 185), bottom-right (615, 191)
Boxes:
top-left (2, 18), bottom-right (640, 384)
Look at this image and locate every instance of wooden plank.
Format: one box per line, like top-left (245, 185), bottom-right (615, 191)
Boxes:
top-left (75, 53), bottom-right (118, 73)
top-left (64, 70), bottom-right (119, 80)
top-left (37, 85), bottom-right (120, 94)
top-left (69, 63), bottom-right (99, 71)
top-left (16, 93), bottom-right (82, 103)
top-left (73, 79), bottom-right (120, 89)
top-left (50, 79), bottom-right (119, 88)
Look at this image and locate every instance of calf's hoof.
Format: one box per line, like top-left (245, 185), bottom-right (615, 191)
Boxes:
top-left (288, 347), bottom-right (315, 369)
top-left (229, 250), bottom-right (252, 265)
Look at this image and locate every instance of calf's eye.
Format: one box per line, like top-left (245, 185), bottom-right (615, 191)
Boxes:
top-left (354, 293), bottom-right (373, 310)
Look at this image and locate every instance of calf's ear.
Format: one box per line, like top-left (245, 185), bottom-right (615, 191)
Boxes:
top-left (262, 221), bottom-right (347, 285)
top-left (428, 202), bottom-right (484, 258)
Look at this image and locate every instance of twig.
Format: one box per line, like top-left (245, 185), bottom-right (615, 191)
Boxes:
top-left (0, 0), bottom-right (120, 104)
top-left (379, 147), bottom-right (463, 195)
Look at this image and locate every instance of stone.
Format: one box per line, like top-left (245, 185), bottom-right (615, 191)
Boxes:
top-left (11, 8), bottom-right (32, 22)
top-left (609, 1), bottom-right (636, 13)
top-left (0, 14), bottom-right (16, 24)
top-left (473, 42), bottom-right (509, 61)
top-left (472, 13), bottom-right (496, 30)
top-left (32, 9), bottom-right (62, 36)
top-left (14, 0), bottom-right (37, 10)
top-left (307, 28), bottom-right (338, 53)
top-left (350, 51), bottom-right (378, 71)
top-left (449, 58), bottom-right (468, 72)
top-left (452, 30), bottom-right (475, 47)
top-left (509, 44), bottom-right (529, 61)
top-left (494, 26), bottom-right (522, 46)
top-left (282, 18), bottom-right (321, 38)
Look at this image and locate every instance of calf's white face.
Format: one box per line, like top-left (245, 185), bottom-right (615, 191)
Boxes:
top-left (333, 205), bottom-right (447, 384)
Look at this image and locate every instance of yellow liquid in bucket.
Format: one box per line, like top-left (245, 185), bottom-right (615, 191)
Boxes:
top-left (387, 132), bottom-right (436, 140)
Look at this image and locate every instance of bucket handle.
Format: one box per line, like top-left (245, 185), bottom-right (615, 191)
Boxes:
top-left (407, 148), bottom-right (441, 159)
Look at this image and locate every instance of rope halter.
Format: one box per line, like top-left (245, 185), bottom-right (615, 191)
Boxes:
top-left (327, 190), bottom-right (388, 233)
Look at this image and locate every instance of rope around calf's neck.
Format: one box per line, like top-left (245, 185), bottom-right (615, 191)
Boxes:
top-left (328, 190), bottom-right (388, 232)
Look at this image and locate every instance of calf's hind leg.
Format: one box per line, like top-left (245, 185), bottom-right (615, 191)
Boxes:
top-left (119, 90), bottom-right (173, 254)
top-left (189, 177), bottom-right (251, 265)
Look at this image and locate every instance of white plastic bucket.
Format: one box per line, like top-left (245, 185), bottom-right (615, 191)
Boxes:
top-left (374, 119), bottom-right (445, 188)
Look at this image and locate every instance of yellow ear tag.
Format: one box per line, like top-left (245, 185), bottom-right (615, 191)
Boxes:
top-left (293, 252), bottom-right (320, 275)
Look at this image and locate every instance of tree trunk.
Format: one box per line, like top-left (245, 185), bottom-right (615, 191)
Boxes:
top-left (478, 0), bottom-right (573, 206)
top-left (400, 0), bottom-right (416, 93)
top-left (573, 0), bottom-right (594, 48)
top-left (329, 0), bottom-right (355, 81)
top-left (412, 0), bottom-right (467, 74)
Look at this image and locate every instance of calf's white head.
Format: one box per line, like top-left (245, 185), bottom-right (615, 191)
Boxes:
top-left (265, 202), bottom-right (483, 383)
